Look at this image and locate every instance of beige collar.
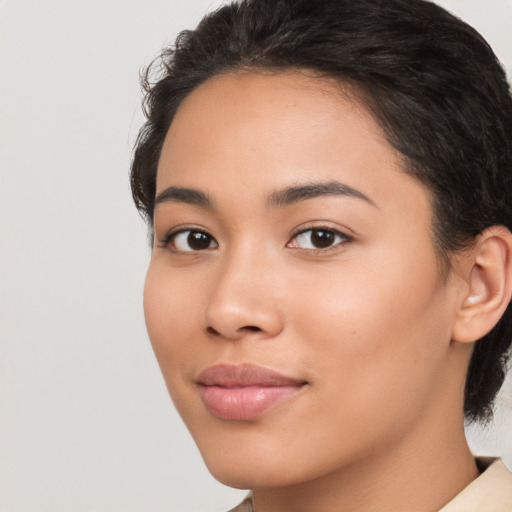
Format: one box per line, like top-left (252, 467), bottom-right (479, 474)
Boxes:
top-left (439, 457), bottom-right (512, 511)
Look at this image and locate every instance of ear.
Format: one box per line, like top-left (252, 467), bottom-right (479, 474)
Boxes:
top-left (452, 226), bottom-right (512, 344)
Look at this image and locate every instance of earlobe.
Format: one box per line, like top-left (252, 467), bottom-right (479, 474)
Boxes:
top-left (452, 226), bottom-right (512, 344)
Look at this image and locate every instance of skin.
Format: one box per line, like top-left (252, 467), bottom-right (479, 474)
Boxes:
top-left (143, 71), bottom-right (502, 511)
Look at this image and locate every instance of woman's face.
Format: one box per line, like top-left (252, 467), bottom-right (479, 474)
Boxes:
top-left (144, 71), bottom-right (465, 488)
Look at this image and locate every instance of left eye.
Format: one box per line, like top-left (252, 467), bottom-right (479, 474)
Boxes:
top-left (170, 230), bottom-right (217, 252)
top-left (287, 228), bottom-right (349, 250)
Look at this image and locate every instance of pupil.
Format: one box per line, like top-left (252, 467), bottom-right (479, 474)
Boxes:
top-left (188, 231), bottom-right (211, 250)
top-left (311, 230), bottom-right (334, 248)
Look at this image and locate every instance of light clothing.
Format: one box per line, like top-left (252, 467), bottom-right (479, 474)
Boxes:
top-left (228, 495), bottom-right (253, 512)
top-left (229, 457), bottom-right (512, 511)
top-left (439, 457), bottom-right (512, 512)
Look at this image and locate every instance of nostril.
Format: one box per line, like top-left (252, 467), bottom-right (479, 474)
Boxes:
top-left (205, 324), bottom-right (263, 337)
top-left (241, 325), bottom-right (261, 332)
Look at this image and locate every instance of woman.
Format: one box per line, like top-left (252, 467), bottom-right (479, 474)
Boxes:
top-left (131, 0), bottom-right (512, 510)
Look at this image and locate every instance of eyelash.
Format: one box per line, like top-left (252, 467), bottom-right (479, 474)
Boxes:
top-left (157, 226), bottom-right (216, 252)
top-left (158, 226), bottom-right (352, 253)
top-left (287, 226), bottom-right (352, 252)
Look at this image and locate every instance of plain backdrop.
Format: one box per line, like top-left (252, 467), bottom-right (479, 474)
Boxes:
top-left (0, 1), bottom-right (511, 511)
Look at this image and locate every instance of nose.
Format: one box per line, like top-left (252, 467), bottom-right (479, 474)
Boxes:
top-left (204, 252), bottom-right (284, 341)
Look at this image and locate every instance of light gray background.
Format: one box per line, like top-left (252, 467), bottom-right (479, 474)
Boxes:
top-left (0, 1), bottom-right (511, 511)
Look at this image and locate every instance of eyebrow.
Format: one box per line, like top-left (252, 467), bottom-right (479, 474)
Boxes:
top-left (154, 186), bottom-right (215, 209)
top-left (268, 181), bottom-right (377, 208)
top-left (154, 180), bottom-right (376, 211)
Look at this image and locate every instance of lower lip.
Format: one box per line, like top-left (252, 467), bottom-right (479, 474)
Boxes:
top-left (199, 385), bottom-right (304, 420)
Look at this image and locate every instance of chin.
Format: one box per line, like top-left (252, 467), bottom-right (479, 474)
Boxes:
top-left (196, 432), bottom-right (325, 490)
top-left (204, 457), bottom-right (299, 490)
top-left (191, 432), bottom-right (281, 488)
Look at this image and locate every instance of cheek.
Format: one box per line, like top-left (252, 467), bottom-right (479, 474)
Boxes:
top-left (143, 261), bottom-right (214, 429)
top-left (290, 250), bottom-right (451, 415)
top-left (143, 262), bottom-right (201, 373)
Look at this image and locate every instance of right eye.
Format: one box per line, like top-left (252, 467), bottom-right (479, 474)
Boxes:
top-left (164, 229), bottom-right (217, 252)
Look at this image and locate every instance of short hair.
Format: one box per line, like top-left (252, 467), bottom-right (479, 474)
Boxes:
top-left (130, 0), bottom-right (512, 422)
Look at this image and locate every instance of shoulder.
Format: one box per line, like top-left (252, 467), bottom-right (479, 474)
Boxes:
top-left (439, 457), bottom-right (512, 512)
top-left (227, 494), bottom-right (253, 512)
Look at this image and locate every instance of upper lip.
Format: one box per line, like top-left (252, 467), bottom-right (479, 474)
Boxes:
top-left (197, 363), bottom-right (307, 388)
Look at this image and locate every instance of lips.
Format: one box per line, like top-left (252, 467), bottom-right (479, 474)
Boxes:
top-left (197, 364), bottom-right (307, 420)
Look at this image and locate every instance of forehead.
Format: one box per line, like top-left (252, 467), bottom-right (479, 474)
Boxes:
top-left (156, 70), bottom-right (431, 220)
top-left (164, 70), bottom-right (382, 147)
top-left (160, 72), bottom-right (395, 177)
